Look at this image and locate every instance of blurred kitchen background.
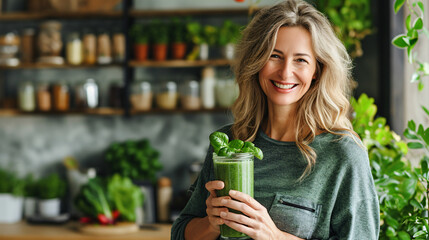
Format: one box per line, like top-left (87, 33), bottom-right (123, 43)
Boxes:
top-left (1, 0), bottom-right (426, 228)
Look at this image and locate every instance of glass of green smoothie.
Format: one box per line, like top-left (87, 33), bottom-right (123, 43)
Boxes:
top-left (213, 152), bottom-right (254, 240)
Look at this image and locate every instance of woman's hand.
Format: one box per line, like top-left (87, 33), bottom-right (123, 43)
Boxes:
top-left (204, 180), bottom-right (231, 233)
top-left (219, 190), bottom-right (304, 240)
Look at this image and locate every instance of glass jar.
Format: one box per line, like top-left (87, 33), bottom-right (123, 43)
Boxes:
top-left (82, 30), bottom-right (96, 65)
top-left (180, 80), bottom-right (201, 110)
top-left (37, 21), bottom-right (64, 65)
top-left (215, 78), bottom-right (239, 108)
top-left (112, 31), bottom-right (125, 63)
top-left (37, 82), bottom-right (51, 111)
top-left (66, 32), bottom-right (83, 65)
top-left (52, 81), bottom-right (70, 111)
top-left (97, 30), bottom-right (112, 65)
top-left (21, 28), bottom-right (35, 63)
top-left (18, 81), bottom-right (35, 112)
top-left (130, 81), bottom-right (152, 111)
top-left (75, 78), bottom-right (99, 109)
top-left (156, 81), bottom-right (178, 110)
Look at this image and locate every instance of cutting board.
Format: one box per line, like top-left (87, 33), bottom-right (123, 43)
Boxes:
top-left (79, 222), bottom-right (139, 235)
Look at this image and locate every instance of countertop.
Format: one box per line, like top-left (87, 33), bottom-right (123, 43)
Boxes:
top-left (0, 221), bottom-right (172, 240)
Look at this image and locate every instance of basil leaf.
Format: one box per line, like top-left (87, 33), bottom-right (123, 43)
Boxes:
top-left (228, 139), bottom-right (244, 150)
top-left (209, 132), bottom-right (229, 154)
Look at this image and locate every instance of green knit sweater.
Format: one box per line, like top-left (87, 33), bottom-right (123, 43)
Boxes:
top-left (171, 126), bottom-right (380, 240)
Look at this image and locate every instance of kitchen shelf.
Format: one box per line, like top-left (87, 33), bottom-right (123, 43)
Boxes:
top-left (129, 59), bottom-right (232, 68)
top-left (0, 108), bottom-right (124, 116)
top-left (130, 8), bottom-right (250, 18)
top-left (130, 107), bottom-right (229, 115)
top-left (0, 63), bottom-right (123, 70)
top-left (0, 11), bottom-right (122, 21)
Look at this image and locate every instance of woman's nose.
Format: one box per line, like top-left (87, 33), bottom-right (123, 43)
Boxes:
top-left (278, 61), bottom-right (293, 79)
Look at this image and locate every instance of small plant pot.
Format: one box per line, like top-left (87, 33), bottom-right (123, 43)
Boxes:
top-left (153, 44), bottom-right (168, 61)
top-left (24, 197), bottom-right (37, 218)
top-left (134, 44), bottom-right (149, 61)
top-left (199, 43), bottom-right (209, 60)
top-left (171, 42), bottom-right (187, 60)
top-left (0, 194), bottom-right (23, 223)
top-left (39, 198), bottom-right (61, 217)
top-left (222, 43), bottom-right (235, 60)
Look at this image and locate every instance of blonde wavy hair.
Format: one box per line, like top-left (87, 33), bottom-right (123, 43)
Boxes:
top-left (231, 0), bottom-right (356, 178)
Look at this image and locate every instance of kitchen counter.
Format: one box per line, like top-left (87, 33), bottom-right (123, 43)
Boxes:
top-left (0, 221), bottom-right (171, 240)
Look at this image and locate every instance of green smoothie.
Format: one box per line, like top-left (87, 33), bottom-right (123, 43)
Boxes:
top-left (213, 153), bottom-right (254, 240)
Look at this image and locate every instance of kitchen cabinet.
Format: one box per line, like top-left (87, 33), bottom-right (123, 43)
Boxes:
top-left (0, 0), bottom-right (249, 117)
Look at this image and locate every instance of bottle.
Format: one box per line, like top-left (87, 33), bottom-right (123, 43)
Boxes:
top-left (37, 82), bottom-right (51, 111)
top-left (66, 32), bottom-right (83, 65)
top-left (52, 81), bottom-right (70, 111)
top-left (18, 81), bottom-right (36, 112)
top-left (201, 67), bottom-right (216, 109)
top-left (21, 28), bottom-right (35, 63)
top-left (157, 177), bottom-right (172, 223)
top-left (97, 30), bottom-right (112, 65)
top-left (82, 30), bottom-right (96, 65)
top-left (112, 30), bottom-right (125, 63)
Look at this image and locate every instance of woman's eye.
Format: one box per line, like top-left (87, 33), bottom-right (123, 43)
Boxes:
top-left (270, 54), bottom-right (281, 59)
top-left (296, 58), bottom-right (308, 63)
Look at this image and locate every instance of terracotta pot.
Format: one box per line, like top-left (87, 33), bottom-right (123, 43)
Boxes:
top-left (171, 42), bottom-right (187, 60)
top-left (134, 44), bottom-right (148, 61)
top-left (153, 44), bottom-right (168, 61)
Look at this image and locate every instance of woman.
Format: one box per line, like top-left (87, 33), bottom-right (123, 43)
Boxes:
top-left (171, 0), bottom-right (379, 239)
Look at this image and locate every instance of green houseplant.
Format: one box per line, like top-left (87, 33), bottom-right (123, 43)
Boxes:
top-left (218, 20), bottom-right (242, 60)
top-left (130, 23), bottom-right (149, 61)
top-left (37, 173), bottom-right (66, 217)
top-left (170, 17), bottom-right (188, 60)
top-left (186, 21), bottom-right (218, 60)
top-left (0, 168), bottom-right (25, 223)
top-left (104, 138), bottom-right (163, 183)
top-left (149, 20), bottom-right (169, 61)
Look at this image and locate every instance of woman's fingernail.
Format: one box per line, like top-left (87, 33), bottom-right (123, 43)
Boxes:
top-left (229, 190), bottom-right (236, 195)
top-left (221, 199), bottom-right (227, 204)
top-left (220, 211), bottom-right (227, 217)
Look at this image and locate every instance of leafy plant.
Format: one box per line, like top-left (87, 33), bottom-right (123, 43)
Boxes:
top-left (37, 173), bottom-right (66, 199)
top-left (170, 17), bottom-right (188, 43)
top-left (105, 138), bottom-right (162, 183)
top-left (186, 22), bottom-right (218, 45)
top-left (0, 168), bottom-right (25, 196)
top-left (218, 20), bottom-right (243, 46)
top-left (209, 131), bottom-right (263, 160)
top-left (129, 23), bottom-right (149, 44)
top-left (74, 174), bottom-right (143, 224)
top-left (23, 174), bottom-right (38, 198)
top-left (314, 0), bottom-right (373, 58)
top-left (149, 20), bottom-right (169, 44)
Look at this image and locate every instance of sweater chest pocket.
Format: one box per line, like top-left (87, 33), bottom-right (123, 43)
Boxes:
top-left (268, 193), bottom-right (322, 239)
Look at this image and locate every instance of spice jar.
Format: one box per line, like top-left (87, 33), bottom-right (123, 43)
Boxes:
top-left (37, 82), bottom-right (51, 111)
top-left (130, 81), bottom-right (152, 111)
top-left (66, 32), bottom-right (82, 65)
top-left (97, 30), bottom-right (112, 65)
top-left (37, 21), bottom-right (64, 65)
top-left (156, 81), bottom-right (178, 110)
top-left (112, 31), bottom-right (125, 63)
top-left (21, 28), bottom-right (35, 63)
top-left (18, 81), bottom-right (35, 112)
top-left (180, 80), bottom-right (201, 110)
top-left (82, 30), bottom-right (96, 65)
top-left (52, 81), bottom-right (70, 111)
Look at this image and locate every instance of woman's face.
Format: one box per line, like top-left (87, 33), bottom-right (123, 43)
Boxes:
top-left (259, 26), bottom-right (317, 110)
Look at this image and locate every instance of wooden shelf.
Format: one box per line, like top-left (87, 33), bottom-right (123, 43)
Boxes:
top-left (130, 8), bottom-right (250, 18)
top-left (130, 107), bottom-right (229, 115)
top-left (0, 63), bottom-right (123, 70)
top-left (0, 108), bottom-right (124, 116)
top-left (0, 11), bottom-right (122, 21)
top-left (129, 59), bottom-right (232, 68)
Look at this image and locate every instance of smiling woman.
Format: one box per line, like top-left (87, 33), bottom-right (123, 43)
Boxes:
top-left (171, 1), bottom-right (380, 239)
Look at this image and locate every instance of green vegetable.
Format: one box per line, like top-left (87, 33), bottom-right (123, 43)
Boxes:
top-left (209, 131), bottom-right (263, 160)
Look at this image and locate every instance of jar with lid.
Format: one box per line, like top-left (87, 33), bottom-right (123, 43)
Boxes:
top-left (21, 28), bottom-right (35, 63)
top-left (37, 82), bottom-right (51, 111)
top-left (82, 29), bottom-right (96, 65)
top-left (112, 30), bottom-right (125, 63)
top-left (37, 21), bottom-right (64, 65)
top-left (66, 32), bottom-right (83, 65)
top-left (75, 78), bottom-right (99, 109)
top-left (130, 81), bottom-right (152, 111)
top-left (180, 80), bottom-right (201, 110)
top-left (18, 81), bottom-right (35, 112)
top-left (215, 78), bottom-right (239, 108)
top-left (97, 30), bottom-right (112, 65)
top-left (52, 81), bottom-right (70, 111)
top-left (156, 81), bottom-right (178, 110)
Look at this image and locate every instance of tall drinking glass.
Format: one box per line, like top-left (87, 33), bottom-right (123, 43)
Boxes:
top-left (213, 152), bottom-right (254, 240)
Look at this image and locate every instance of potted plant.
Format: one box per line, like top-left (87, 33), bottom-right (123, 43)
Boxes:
top-left (23, 174), bottom-right (38, 218)
top-left (130, 23), bottom-right (149, 61)
top-left (149, 20), bottom-right (169, 61)
top-left (37, 173), bottom-right (66, 217)
top-left (0, 168), bottom-right (25, 223)
top-left (200, 25), bottom-right (218, 60)
top-left (186, 22), bottom-right (217, 60)
top-left (218, 20), bottom-right (242, 60)
top-left (170, 17), bottom-right (188, 60)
